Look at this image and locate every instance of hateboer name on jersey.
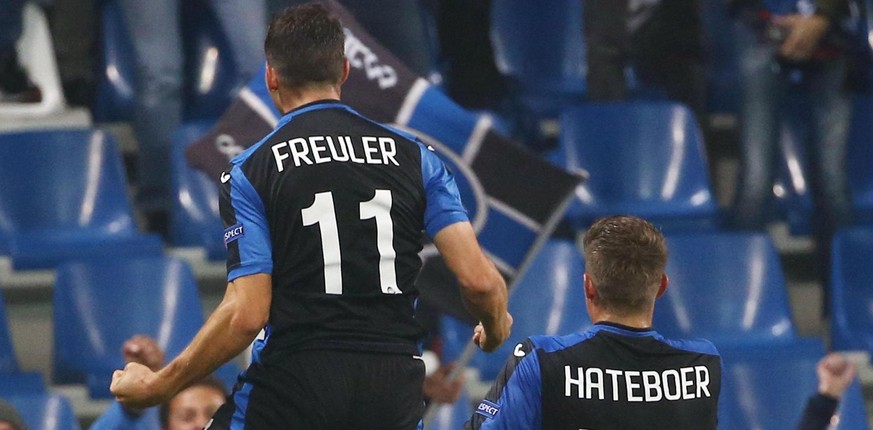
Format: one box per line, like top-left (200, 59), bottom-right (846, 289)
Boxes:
top-left (564, 365), bottom-right (712, 402)
top-left (271, 135), bottom-right (400, 171)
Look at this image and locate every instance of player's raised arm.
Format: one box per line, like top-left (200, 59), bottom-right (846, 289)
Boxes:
top-left (433, 222), bottom-right (511, 352)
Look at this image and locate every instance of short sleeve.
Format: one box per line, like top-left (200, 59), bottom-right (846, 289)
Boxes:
top-left (219, 165), bottom-right (273, 281)
top-left (419, 144), bottom-right (469, 238)
top-left (466, 339), bottom-right (542, 429)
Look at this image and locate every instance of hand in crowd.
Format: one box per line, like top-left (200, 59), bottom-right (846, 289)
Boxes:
top-left (423, 362), bottom-right (465, 404)
top-left (122, 335), bottom-right (165, 371)
top-left (773, 14), bottom-right (830, 61)
top-left (817, 353), bottom-right (857, 399)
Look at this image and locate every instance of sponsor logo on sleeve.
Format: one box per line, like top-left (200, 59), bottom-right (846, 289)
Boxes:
top-left (475, 400), bottom-right (500, 419)
top-left (224, 223), bottom-right (245, 246)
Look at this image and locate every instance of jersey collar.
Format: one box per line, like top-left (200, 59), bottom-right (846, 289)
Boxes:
top-left (276, 99), bottom-right (350, 128)
top-left (593, 321), bottom-right (657, 337)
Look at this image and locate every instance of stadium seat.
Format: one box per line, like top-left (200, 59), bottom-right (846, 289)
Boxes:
top-left (830, 226), bottom-right (873, 352)
top-left (0, 291), bottom-right (18, 373)
top-left (0, 129), bottom-right (163, 270)
top-left (718, 339), bottom-right (869, 430)
top-left (848, 96), bottom-right (873, 224)
top-left (489, 0), bottom-right (586, 119)
top-left (95, 0), bottom-right (241, 122)
top-left (0, 372), bottom-right (46, 396)
top-left (549, 101), bottom-right (721, 231)
top-left (93, 0), bottom-right (136, 122)
top-left (700, 0), bottom-right (740, 115)
top-left (53, 256), bottom-right (238, 398)
top-left (654, 232), bottom-right (798, 346)
top-left (180, 0), bottom-right (243, 120)
top-left (773, 107), bottom-right (815, 236)
top-left (4, 393), bottom-right (80, 430)
top-left (443, 239), bottom-right (592, 381)
top-left (169, 120), bottom-right (225, 260)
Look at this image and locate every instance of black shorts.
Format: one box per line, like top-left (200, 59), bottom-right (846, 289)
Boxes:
top-left (208, 350), bottom-right (425, 430)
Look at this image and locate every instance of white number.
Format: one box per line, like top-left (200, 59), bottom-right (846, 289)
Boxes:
top-left (302, 190), bottom-right (398, 295)
top-left (302, 192), bottom-right (343, 295)
top-left (360, 190), bottom-right (399, 294)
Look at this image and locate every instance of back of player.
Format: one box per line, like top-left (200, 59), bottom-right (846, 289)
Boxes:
top-left (467, 216), bottom-right (720, 430)
top-left (469, 325), bottom-right (721, 430)
top-left (219, 101), bottom-right (463, 428)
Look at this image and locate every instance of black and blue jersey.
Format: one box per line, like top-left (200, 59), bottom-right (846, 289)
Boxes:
top-left (468, 322), bottom-right (721, 430)
top-left (218, 99), bottom-right (468, 358)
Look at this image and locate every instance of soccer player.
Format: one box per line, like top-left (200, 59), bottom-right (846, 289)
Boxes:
top-left (467, 215), bottom-right (721, 429)
top-left (109, 3), bottom-right (512, 429)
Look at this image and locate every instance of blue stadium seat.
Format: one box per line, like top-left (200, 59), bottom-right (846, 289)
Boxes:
top-left (830, 226), bottom-right (873, 352)
top-left (549, 102), bottom-right (721, 231)
top-left (95, 0), bottom-right (241, 122)
top-left (848, 96), bottom-right (873, 224)
top-left (490, 0), bottom-right (586, 118)
top-left (718, 339), bottom-right (869, 430)
top-left (93, 0), bottom-right (136, 122)
top-left (4, 393), bottom-right (80, 430)
top-left (170, 120), bottom-right (225, 260)
top-left (0, 130), bottom-right (163, 270)
top-left (53, 256), bottom-right (238, 398)
top-left (700, 0), bottom-right (740, 115)
top-left (180, 0), bottom-right (243, 120)
top-left (0, 372), bottom-right (46, 396)
top-left (0, 292), bottom-right (18, 373)
top-left (443, 239), bottom-right (592, 381)
top-left (654, 232), bottom-right (797, 346)
top-left (773, 108), bottom-right (815, 236)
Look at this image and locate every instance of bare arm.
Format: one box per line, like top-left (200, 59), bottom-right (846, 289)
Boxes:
top-left (433, 222), bottom-right (511, 352)
top-left (110, 273), bottom-right (272, 409)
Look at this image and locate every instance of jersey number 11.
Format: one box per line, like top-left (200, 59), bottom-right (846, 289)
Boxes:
top-left (301, 190), bottom-right (399, 295)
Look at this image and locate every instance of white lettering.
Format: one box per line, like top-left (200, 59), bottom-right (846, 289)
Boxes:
top-left (663, 370), bottom-right (681, 400)
top-left (379, 137), bottom-right (400, 166)
top-left (605, 369), bottom-right (622, 401)
top-left (625, 371), bottom-right (643, 402)
top-left (326, 136), bottom-right (349, 162)
top-left (271, 141), bottom-right (289, 172)
top-left (310, 136), bottom-right (330, 164)
top-left (585, 368), bottom-right (604, 400)
top-left (565, 366), bottom-right (583, 398)
top-left (289, 138), bottom-right (312, 167)
top-left (642, 371), bottom-right (662, 402)
top-left (362, 137), bottom-right (382, 164)
top-left (695, 366), bottom-right (711, 398)
top-left (347, 136), bottom-right (365, 163)
top-left (562, 366), bottom-right (713, 403)
top-left (681, 367), bottom-right (695, 400)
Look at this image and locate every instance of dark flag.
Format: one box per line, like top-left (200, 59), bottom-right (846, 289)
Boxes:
top-left (185, 0), bottom-right (582, 322)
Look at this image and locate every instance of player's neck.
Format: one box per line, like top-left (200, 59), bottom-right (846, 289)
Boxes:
top-left (591, 311), bottom-right (653, 330)
top-left (274, 85), bottom-right (342, 115)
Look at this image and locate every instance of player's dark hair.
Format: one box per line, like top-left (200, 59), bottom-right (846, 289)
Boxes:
top-left (158, 375), bottom-right (227, 428)
top-left (264, 2), bottom-right (345, 89)
top-left (582, 215), bottom-right (668, 314)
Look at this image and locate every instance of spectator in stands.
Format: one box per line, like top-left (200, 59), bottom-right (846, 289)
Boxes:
top-left (119, 0), bottom-right (266, 235)
top-left (797, 352), bottom-right (858, 430)
top-left (0, 0), bottom-right (41, 103)
top-left (0, 400), bottom-right (26, 430)
top-left (466, 215), bottom-right (721, 429)
top-left (584, 0), bottom-right (706, 117)
top-left (729, 0), bottom-right (853, 298)
top-left (89, 335), bottom-right (226, 430)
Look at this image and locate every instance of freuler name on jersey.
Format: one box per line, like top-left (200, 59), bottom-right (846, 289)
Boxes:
top-left (564, 365), bottom-right (712, 402)
top-left (271, 135), bottom-right (400, 171)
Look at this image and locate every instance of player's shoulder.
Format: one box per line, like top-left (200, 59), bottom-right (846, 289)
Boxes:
top-left (526, 330), bottom-right (599, 355)
top-left (652, 334), bottom-right (720, 357)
